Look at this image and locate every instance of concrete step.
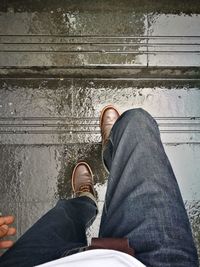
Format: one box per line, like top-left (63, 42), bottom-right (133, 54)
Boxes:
top-left (0, 78), bottom-right (200, 145)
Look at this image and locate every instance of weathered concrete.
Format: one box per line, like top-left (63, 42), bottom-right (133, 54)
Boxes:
top-left (0, 0), bottom-right (200, 260)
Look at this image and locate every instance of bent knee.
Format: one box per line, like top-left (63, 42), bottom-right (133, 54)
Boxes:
top-left (122, 108), bottom-right (151, 121)
top-left (120, 108), bottom-right (158, 129)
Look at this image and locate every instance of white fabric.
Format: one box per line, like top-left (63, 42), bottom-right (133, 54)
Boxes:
top-left (36, 249), bottom-right (146, 267)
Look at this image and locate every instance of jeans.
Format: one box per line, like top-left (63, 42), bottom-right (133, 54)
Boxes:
top-left (0, 108), bottom-right (198, 267)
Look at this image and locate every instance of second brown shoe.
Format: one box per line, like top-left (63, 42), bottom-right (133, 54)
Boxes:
top-left (100, 105), bottom-right (120, 147)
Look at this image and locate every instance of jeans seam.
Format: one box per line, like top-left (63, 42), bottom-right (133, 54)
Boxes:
top-left (86, 214), bottom-right (97, 229)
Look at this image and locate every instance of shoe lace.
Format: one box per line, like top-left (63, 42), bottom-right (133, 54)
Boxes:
top-left (79, 184), bottom-right (92, 193)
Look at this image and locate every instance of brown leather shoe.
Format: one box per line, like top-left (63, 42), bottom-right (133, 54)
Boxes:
top-left (100, 105), bottom-right (120, 147)
top-left (71, 161), bottom-right (95, 198)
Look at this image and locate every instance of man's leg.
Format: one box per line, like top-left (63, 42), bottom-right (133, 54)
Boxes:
top-left (0, 197), bottom-right (97, 267)
top-left (99, 108), bottom-right (198, 267)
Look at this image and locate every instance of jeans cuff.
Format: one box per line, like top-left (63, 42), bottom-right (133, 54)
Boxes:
top-left (79, 192), bottom-right (98, 209)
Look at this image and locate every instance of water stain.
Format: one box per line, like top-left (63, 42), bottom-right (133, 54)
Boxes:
top-left (57, 143), bottom-right (107, 200)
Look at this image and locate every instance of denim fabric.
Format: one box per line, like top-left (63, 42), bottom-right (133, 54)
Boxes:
top-left (0, 197), bottom-right (97, 266)
top-left (99, 108), bottom-right (198, 266)
top-left (0, 108), bottom-right (198, 267)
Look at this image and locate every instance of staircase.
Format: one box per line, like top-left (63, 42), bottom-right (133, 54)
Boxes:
top-left (0, 0), bottom-right (200, 256)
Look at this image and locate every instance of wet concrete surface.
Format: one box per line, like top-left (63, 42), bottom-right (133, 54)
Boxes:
top-left (0, 0), bottom-right (200, 260)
